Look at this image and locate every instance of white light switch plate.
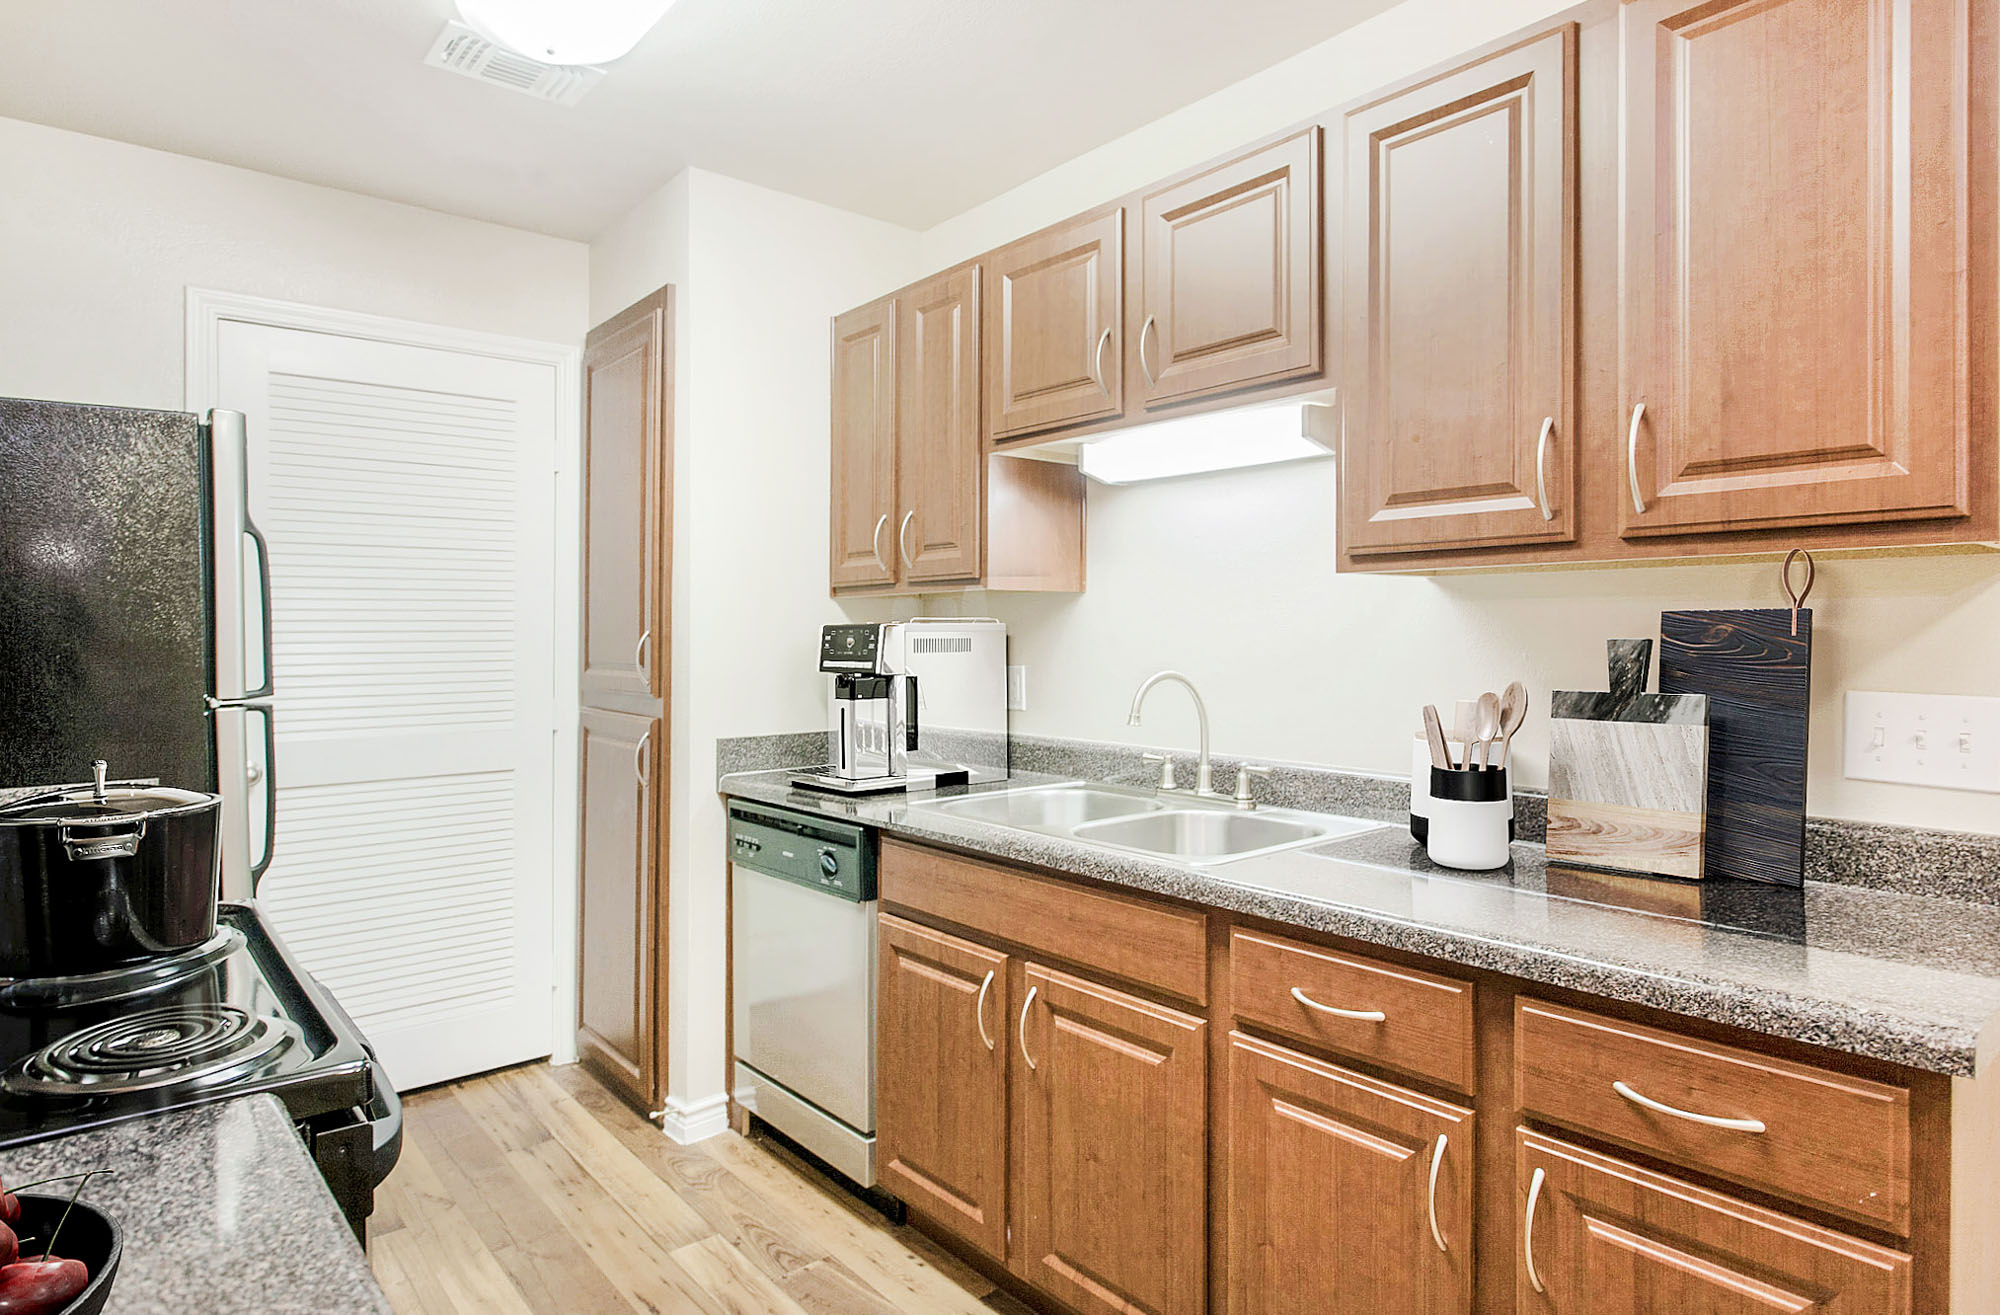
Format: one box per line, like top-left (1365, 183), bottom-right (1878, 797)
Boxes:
top-left (1844, 691), bottom-right (2000, 792)
top-left (1006, 665), bottom-right (1028, 713)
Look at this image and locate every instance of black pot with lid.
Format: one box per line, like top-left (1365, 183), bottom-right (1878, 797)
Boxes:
top-left (0, 761), bottom-right (222, 978)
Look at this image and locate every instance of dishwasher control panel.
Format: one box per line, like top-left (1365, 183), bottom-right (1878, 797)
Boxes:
top-left (726, 801), bottom-right (876, 901)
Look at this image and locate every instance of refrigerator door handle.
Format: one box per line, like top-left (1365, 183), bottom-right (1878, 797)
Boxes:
top-left (243, 511), bottom-right (275, 702)
top-left (206, 409), bottom-right (275, 702)
top-left (249, 701), bottom-right (277, 887)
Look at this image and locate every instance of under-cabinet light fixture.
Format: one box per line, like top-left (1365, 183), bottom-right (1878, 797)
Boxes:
top-left (1075, 399), bottom-right (1336, 486)
top-left (455, 0), bottom-right (679, 65)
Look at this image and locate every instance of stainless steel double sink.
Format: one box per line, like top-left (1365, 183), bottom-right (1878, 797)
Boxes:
top-left (912, 782), bottom-right (1382, 866)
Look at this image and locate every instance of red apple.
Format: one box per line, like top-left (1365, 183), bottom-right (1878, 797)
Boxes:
top-left (0, 1198), bottom-right (16, 1228)
top-left (0, 1223), bottom-right (15, 1268)
top-left (0, 1258), bottom-right (88, 1313)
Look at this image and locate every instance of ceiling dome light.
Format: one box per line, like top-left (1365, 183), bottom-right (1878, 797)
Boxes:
top-left (455, 0), bottom-right (679, 65)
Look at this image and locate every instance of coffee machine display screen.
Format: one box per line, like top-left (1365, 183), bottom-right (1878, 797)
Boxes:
top-left (820, 623), bottom-right (882, 672)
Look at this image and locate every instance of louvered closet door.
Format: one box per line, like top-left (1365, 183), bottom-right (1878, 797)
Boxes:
top-left (216, 321), bottom-right (558, 1091)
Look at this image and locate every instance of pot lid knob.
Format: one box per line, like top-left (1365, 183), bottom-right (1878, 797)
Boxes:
top-left (91, 760), bottom-right (109, 802)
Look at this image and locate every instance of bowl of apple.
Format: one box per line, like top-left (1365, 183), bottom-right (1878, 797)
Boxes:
top-left (0, 1174), bottom-right (119, 1315)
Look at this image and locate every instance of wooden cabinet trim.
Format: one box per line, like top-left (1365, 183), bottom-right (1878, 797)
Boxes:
top-left (881, 839), bottom-right (1207, 1003)
top-left (1515, 997), bottom-right (1912, 1233)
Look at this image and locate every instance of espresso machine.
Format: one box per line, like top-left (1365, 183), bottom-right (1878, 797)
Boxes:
top-left (793, 619), bottom-right (1009, 795)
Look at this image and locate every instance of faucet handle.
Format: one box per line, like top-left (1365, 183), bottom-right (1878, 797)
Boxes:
top-left (1141, 752), bottom-right (1178, 791)
top-left (1232, 764), bottom-right (1273, 809)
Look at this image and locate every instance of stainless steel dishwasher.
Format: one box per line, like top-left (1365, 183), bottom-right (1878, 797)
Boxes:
top-left (729, 800), bottom-right (878, 1187)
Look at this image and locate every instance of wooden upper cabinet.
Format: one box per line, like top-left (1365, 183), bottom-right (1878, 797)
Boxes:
top-left (576, 707), bottom-right (658, 1111)
top-left (984, 209), bottom-right (1124, 441)
top-left (896, 267), bottom-right (983, 584)
top-left (1227, 1033), bottom-right (1473, 1315)
top-left (1137, 130), bottom-right (1322, 407)
top-left (876, 915), bottom-right (1010, 1261)
top-left (581, 292), bottom-right (670, 701)
top-left (1012, 961), bottom-right (1206, 1315)
top-left (1517, 1131), bottom-right (1911, 1313)
top-left (830, 297), bottom-right (899, 589)
top-left (1338, 25), bottom-right (1578, 558)
top-left (1619, 0), bottom-right (1971, 538)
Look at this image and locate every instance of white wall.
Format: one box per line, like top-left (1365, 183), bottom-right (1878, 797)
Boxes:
top-left (589, 168), bottom-right (920, 1123)
top-left (895, 0), bottom-right (2000, 837)
top-left (0, 116), bottom-right (588, 408)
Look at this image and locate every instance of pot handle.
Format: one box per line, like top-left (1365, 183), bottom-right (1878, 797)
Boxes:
top-left (60, 819), bottom-right (146, 861)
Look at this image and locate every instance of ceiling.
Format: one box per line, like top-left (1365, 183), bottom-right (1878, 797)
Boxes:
top-left (0, 0), bottom-right (1399, 241)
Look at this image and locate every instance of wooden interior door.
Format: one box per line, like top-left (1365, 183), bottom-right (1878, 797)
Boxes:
top-left (1227, 1033), bottom-right (1472, 1315)
top-left (581, 292), bottom-right (669, 701)
top-left (830, 297), bottom-right (899, 589)
top-left (1618, 0), bottom-right (1970, 537)
top-left (1516, 1131), bottom-right (1911, 1312)
top-left (876, 915), bottom-right (1011, 1260)
top-left (984, 210), bottom-right (1124, 441)
top-left (1339, 25), bottom-right (1578, 557)
top-left (1012, 961), bottom-right (1206, 1315)
top-left (896, 267), bottom-right (983, 585)
top-left (576, 708), bottom-right (658, 1111)
top-left (1138, 129), bottom-right (1321, 406)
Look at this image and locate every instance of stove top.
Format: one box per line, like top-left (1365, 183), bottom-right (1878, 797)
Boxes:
top-left (0, 902), bottom-right (374, 1149)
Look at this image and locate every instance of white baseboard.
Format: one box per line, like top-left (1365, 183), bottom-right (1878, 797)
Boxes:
top-left (657, 1091), bottom-right (730, 1144)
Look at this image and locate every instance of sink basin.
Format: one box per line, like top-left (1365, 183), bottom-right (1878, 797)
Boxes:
top-left (934, 786), bottom-right (1164, 830)
top-left (1071, 809), bottom-right (1358, 864)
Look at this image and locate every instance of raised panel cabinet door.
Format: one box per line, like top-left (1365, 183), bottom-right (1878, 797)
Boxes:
top-left (1012, 961), bottom-right (1205, 1315)
top-left (575, 708), bottom-right (658, 1112)
top-left (1139, 129), bottom-right (1321, 406)
top-left (876, 915), bottom-right (1010, 1260)
top-left (581, 294), bottom-right (669, 700)
top-left (1226, 1033), bottom-right (1472, 1315)
top-left (896, 268), bottom-right (983, 584)
top-left (1339, 26), bottom-right (1578, 557)
top-left (1619, 0), bottom-right (1971, 537)
top-left (984, 209), bottom-right (1124, 441)
top-left (1516, 1130), bottom-right (1912, 1313)
top-left (830, 297), bottom-right (898, 589)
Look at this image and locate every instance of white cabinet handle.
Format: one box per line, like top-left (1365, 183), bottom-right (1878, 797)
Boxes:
top-left (1426, 1133), bottom-right (1449, 1253)
top-left (1626, 403), bottom-right (1647, 513)
top-left (870, 514), bottom-right (890, 573)
top-left (1291, 986), bottom-right (1386, 1023)
top-left (1139, 315), bottom-right (1158, 387)
top-left (1534, 416), bottom-right (1555, 522)
top-left (897, 510), bottom-right (916, 568)
top-left (634, 628), bottom-right (651, 680)
top-left (633, 729), bottom-right (651, 788)
top-left (1612, 1080), bottom-right (1766, 1133)
top-left (1018, 984), bottom-right (1039, 1070)
top-left (1524, 1165), bottom-right (1548, 1294)
top-left (975, 969), bottom-right (996, 1051)
top-left (1091, 328), bottom-right (1112, 399)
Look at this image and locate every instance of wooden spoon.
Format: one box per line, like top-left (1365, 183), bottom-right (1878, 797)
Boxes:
top-left (1421, 705), bottom-right (1452, 771)
top-left (1475, 692), bottom-right (1501, 768)
top-left (1495, 681), bottom-right (1529, 770)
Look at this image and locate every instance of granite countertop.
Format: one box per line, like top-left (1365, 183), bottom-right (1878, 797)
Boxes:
top-left (0, 1095), bottom-right (391, 1315)
top-left (721, 768), bottom-right (2000, 1077)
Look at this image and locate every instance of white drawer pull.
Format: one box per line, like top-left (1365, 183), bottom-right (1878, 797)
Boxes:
top-left (974, 970), bottom-right (996, 1052)
top-left (1290, 986), bottom-right (1385, 1023)
top-left (1426, 1133), bottom-right (1449, 1253)
top-left (1524, 1166), bottom-right (1548, 1293)
top-left (1612, 1080), bottom-right (1766, 1133)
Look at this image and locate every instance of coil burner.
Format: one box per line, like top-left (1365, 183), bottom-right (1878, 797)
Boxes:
top-left (4, 1005), bottom-right (300, 1098)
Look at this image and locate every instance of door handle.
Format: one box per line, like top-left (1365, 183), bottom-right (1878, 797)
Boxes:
top-left (1090, 328), bottom-right (1112, 400)
top-left (897, 510), bottom-right (915, 569)
top-left (1524, 1165), bottom-right (1548, 1294)
top-left (634, 729), bottom-right (652, 788)
top-left (1534, 416), bottom-right (1555, 522)
top-left (634, 628), bottom-right (651, 680)
top-left (975, 970), bottom-right (996, 1051)
top-left (1626, 403), bottom-right (1647, 514)
top-left (1426, 1133), bottom-right (1449, 1253)
top-left (870, 514), bottom-right (890, 573)
top-left (1018, 984), bottom-right (1039, 1070)
top-left (1139, 315), bottom-right (1158, 387)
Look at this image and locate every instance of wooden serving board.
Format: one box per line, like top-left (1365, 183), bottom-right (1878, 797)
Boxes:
top-left (1659, 608), bottom-right (1812, 887)
top-left (1547, 639), bottom-right (1711, 880)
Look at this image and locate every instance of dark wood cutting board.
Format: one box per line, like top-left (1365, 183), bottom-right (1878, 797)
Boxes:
top-left (1659, 608), bottom-right (1813, 888)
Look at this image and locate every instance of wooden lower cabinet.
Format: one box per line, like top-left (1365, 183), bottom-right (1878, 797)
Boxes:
top-left (575, 708), bottom-right (659, 1111)
top-left (1013, 961), bottom-right (1207, 1315)
top-left (876, 914), bottom-right (1011, 1261)
top-left (1226, 1032), bottom-right (1472, 1314)
top-left (1517, 1129), bottom-right (1912, 1314)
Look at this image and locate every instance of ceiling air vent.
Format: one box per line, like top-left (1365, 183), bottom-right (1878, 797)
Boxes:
top-left (424, 21), bottom-right (605, 105)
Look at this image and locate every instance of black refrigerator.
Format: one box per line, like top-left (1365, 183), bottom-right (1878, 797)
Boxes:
top-left (0, 397), bottom-right (275, 895)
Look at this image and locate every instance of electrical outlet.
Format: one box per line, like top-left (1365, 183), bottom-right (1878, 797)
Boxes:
top-left (1844, 691), bottom-right (2000, 792)
top-left (1006, 665), bottom-right (1028, 713)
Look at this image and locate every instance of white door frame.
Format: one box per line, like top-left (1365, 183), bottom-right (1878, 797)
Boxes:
top-left (186, 287), bottom-right (583, 1067)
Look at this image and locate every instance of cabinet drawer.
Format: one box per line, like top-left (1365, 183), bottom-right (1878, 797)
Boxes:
top-left (1515, 999), bottom-right (1910, 1233)
top-left (1230, 929), bottom-right (1474, 1092)
top-left (880, 840), bottom-right (1207, 1003)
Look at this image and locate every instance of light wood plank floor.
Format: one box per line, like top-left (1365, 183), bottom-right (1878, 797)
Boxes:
top-left (370, 1061), bottom-right (1030, 1315)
